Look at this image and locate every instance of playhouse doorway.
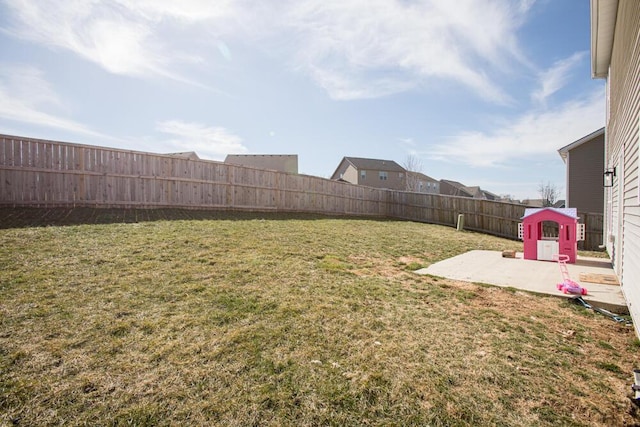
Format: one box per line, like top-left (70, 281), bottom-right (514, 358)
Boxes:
top-left (538, 220), bottom-right (559, 261)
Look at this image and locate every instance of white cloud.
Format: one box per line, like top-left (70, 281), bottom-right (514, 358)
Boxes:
top-left (532, 51), bottom-right (587, 105)
top-left (111, 0), bottom-right (235, 22)
top-left (1, 0), bottom-right (234, 85)
top-left (286, 0), bottom-right (532, 101)
top-left (156, 120), bottom-right (248, 160)
top-left (3, 0), bottom-right (535, 101)
top-left (398, 137), bottom-right (415, 147)
top-left (0, 64), bottom-right (107, 138)
top-left (428, 89), bottom-right (605, 167)
top-left (0, 65), bottom-right (61, 109)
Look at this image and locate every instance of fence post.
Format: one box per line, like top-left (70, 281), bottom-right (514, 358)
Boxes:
top-left (456, 214), bottom-right (464, 231)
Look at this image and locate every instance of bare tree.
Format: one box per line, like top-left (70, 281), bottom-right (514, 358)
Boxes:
top-left (403, 155), bottom-right (423, 192)
top-left (538, 181), bottom-right (559, 207)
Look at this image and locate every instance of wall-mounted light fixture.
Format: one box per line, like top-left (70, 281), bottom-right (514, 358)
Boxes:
top-left (603, 167), bottom-right (616, 187)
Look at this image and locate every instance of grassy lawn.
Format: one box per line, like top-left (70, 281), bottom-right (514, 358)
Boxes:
top-left (1, 210), bottom-right (638, 426)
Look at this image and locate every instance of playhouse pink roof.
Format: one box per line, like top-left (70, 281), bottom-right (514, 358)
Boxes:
top-left (521, 207), bottom-right (578, 220)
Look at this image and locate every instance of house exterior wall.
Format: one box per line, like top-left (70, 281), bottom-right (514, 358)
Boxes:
top-left (359, 169), bottom-right (405, 190)
top-left (417, 179), bottom-right (439, 194)
top-left (567, 133), bottom-right (605, 213)
top-left (225, 155), bottom-right (298, 174)
top-left (343, 164), bottom-right (359, 184)
top-left (330, 159), bottom-right (406, 190)
top-left (600, 0), bottom-right (640, 331)
top-left (331, 160), bottom-right (347, 181)
top-left (407, 173), bottom-right (439, 193)
top-left (439, 181), bottom-right (457, 196)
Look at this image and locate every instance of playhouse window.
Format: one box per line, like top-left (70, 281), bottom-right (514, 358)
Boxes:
top-left (541, 221), bottom-right (559, 240)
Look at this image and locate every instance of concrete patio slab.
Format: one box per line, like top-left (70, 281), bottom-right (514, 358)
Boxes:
top-left (415, 250), bottom-right (628, 314)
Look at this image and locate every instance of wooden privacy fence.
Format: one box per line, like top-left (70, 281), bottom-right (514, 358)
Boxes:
top-left (578, 212), bottom-right (603, 252)
top-left (0, 134), bottom-right (604, 249)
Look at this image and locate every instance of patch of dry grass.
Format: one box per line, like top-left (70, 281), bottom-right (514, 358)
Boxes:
top-left (1, 213), bottom-right (638, 426)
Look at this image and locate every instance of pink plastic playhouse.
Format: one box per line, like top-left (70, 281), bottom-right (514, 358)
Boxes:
top-left (518, 208), bottom-right (585, 264)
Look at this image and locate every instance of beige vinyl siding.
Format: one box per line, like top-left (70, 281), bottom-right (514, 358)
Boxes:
top-left (330, 160), bottom-right (357, 184)
top-left (381, 171), bottom-right (405, 191)
top-left (605, 0), bottom-right (640, 329)
top-left (359, 169), bottom-right (367, 183)
top-left (359, 169), bottom-right (405, 191)
top-left (342, 165), bottom-right (358, 184)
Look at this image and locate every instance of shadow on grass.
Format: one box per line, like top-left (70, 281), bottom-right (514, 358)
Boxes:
top-left (0, 207), bottom-right (388, 229)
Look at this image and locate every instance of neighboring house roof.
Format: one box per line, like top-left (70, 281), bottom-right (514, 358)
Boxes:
top-left (440, 180), bottom-right (497, 199)
top-left (407, 171), bottom-right (438, 182)
top-left (341, 157), bottom-right (405, 172)
top-left (440, 180), bottom-right (474, 197)
top-left (465, 186), bottom-right (483, 197)
top-left (440, 179), bottom-right (473, 197)
top-left (521, 207), bottom-right (578, 220)
top-left (166, 151), bottom-right (200, 160)
top-left (483, 190), bottom-right (500, 200)
top-left (558, 127), bottom-right (605, 162)
top-left (442, 179), bottom-right (465, 188)
top-left (464, 186), bottom-right (499, 200)
top-left (522, 199), bottom-right (566, 208)
top-left (591, 0), bottom-right (619, 78)
top-left (330, 157), bottom-right (405, 180)
top-left (521, 199), bottom-right (545, 207)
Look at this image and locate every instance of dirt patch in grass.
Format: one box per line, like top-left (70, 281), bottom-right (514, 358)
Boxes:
top-left (0, 209), bottom-right (637, 426)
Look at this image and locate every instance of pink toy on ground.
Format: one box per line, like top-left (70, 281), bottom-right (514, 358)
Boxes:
top-left (557, 279), bottom-right (588, 295)
top-left (554, 254), bottom-right (588, 295)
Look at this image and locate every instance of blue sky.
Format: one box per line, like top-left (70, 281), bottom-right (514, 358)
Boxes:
top-left (0, 0), bottom-right (604, 201)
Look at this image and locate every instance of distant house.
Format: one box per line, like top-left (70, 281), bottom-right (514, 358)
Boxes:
top-left (331, 157), bottom-right (406, 190)
top-left (166, 151), bottom-right (200, 160)
top-left (591, 0), bottom-right (640, 328)
top-left (521, 199), bottom-right (545, 208)
top-left (521, 198), bottom-right (565, 208)
top-left (224, 154), bottom-right (298, 174)
top-left (439, 180), bottom-right (474, 197)
top-left (406, 171), bottom-right (439, 193)
top-left (557, 127), bottom-right (605, 214)
top-left (439, 180), bottom-right (496, 199)
top-left (465, 186), bottom-right (499, 201)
